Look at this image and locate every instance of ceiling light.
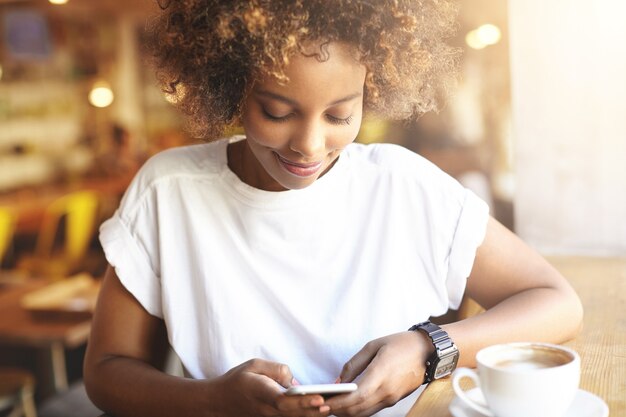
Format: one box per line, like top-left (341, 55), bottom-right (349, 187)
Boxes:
top-left (476, 24), bottom-right (502, 46)
top-left (465, 30), bottom-right (487, 50)
top-left (466, 24), bottom-right (502, 50)
top-left (88, 81), bottom-right (114, 108)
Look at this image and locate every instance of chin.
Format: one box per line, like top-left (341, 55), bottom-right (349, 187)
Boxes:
top-left (278, 178), bottom-right (317, 191)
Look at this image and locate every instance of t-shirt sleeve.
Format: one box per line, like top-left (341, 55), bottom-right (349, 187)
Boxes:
top-left (98, 163), bottom-right (164, 318)
top-left (445, 188), bottom-right (489, 310)
top-left (99, 213), bottom-right (163, 318)
top-left (364, 142), bottom-right (490, 312)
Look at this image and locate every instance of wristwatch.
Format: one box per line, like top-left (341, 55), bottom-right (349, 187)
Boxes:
top-left (408, 321), bottom-right (459, 384)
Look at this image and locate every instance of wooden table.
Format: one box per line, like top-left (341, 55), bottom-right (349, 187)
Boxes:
top-left (0, 276), bottom-right (94, 397)
top-left (407, 256), bottom-right (626, 417)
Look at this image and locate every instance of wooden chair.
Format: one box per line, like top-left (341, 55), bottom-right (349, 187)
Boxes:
top-left (0, 368), bottom-right (37, 417)
top-left (17, 191), bottom-right (100, 279)
top-left (0, 207), bottom-right (16, 267)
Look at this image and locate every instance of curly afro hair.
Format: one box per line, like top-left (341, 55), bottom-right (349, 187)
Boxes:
top-left (147, 0), bottom-right (459, 140)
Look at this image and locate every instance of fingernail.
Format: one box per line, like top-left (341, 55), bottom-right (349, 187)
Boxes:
top-left (334, 377), bottom-right (341, 383)
top-left (320, 405), bottom-right (331, 413)
top-left (291, 378), bottom-right (300, 386)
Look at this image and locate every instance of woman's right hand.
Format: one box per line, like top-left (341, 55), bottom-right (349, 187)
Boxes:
top-left (212, 358), bottom-right (332, 417)
top-left (85, 268), bottom-right (330, 417)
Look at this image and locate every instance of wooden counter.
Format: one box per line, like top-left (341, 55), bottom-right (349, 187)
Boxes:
top-left (407, 256), bottom-right (626, 417)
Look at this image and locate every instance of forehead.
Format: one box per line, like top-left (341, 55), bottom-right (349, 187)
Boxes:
top-left (253, 42), bottom-right (366, 105)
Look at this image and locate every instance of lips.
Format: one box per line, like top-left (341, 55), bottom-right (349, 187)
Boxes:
top-left (275, 153), bottom-right (323, 177)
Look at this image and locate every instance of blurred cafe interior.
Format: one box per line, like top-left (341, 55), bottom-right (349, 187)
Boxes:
top-left (0, 0), bottom-right (625, 416)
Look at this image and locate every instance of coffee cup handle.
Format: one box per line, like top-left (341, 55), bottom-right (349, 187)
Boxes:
top-left (452, 368), bottom-right (494, 417)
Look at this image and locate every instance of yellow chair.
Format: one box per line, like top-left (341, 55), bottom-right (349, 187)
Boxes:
top-left (0, 368), bottom-right (37, 417)
top-left (0, 207), bottom-right (16, 267)
top-left (18, 191), bottom-right (100, 279)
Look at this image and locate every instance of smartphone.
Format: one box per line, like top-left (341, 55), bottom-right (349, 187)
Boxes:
top-left (285, 383), bottom-right (358, 397)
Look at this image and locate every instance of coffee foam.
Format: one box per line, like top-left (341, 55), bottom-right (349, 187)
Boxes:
top-left (485, 345), bottom-right (574, 371)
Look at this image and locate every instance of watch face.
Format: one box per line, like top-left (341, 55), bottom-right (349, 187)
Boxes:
top-left (434, 354), bottom-right (459, 378)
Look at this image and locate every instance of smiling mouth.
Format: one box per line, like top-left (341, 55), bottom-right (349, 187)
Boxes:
top-left (275, 153), bottom-right (323, 177)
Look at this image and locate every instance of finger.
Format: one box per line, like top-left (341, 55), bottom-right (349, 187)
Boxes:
top-left (245, 371), bottom-right (285, 404)
top-left (277, 394), bottom-right (330, 415)
top-left (245, 374), bottom-right (330, 417)
top-left (326, 386), bottom-right (376, 416)
top-left (328, 354), bottom-right (389, 415)
top-left (245, 358), bottom-right (295, 388)
top-left (339, 339), bottom-right (381, 383)
top-left (328, 390), bottom-right (389, 417)
top-left (279, 394), bottom-right (325, 409)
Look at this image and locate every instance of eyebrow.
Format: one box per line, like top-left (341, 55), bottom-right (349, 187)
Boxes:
top-left (254, 90), bottom-right (362, 107)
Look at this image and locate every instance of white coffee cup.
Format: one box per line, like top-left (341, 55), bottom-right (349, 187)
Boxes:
top-left (452, 342), bottom-right (580, 417)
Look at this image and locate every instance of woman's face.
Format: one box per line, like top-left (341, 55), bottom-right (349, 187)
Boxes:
top-left (238, 42), bottom-right (367, 191)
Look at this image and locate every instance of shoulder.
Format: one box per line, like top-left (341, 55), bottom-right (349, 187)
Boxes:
top-left (344, 142), bottom-right (476, 210)
top-left (131, 137), bottom-right (233, 190)
top-left (344, 142), bottom-right (451, 183)
top-left (141, 139), bottom-right (227, 180)
top-left (117, 138), bottom-right (230, 218)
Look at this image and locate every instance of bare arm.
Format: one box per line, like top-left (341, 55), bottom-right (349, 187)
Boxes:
top-left (84, 266), bottom-right (333, 417)
top-left (326, 217), bottom-right (583, 417)
top-left (445, 217), bottom-right (584, 368)
top-left (83, 266), bottom-right (215, 417)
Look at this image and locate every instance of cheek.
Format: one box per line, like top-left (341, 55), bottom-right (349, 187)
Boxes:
top-left (329, 130), bottom-right (358, 150)
top-left (243, 114), bottom-right (289, 148)
top-left (331, 116), bottom-right (363, 147)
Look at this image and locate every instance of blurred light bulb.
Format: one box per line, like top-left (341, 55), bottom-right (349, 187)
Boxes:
top-left (465, 30), bottom-right (487, 50)
top-left (49, 0), bottom-right (69, 4)
top-left (89, 82), bottom-right (114, 108)
top-left (476, 24), bottom-right (502, 46)
top-left (0, 64), bottom-right (3, 81)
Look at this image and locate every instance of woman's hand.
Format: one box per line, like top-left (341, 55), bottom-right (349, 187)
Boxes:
top-left (324, 331), bottom-right (430, 417)
top-left (213, 358), bottom-right (332, 417)
top-left (86, 267), bottom-right (331, 417)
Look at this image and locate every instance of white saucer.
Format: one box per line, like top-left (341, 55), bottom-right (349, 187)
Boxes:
top-left (449, 387), bottom-right (609, 417)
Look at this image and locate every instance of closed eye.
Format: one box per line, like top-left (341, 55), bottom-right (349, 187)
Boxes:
top-left (261, 108), bottom-right (293, 123)
top-left (326, 114), bottom-right (353, 126)
top-left (262, 107), bottom-right (353, 126)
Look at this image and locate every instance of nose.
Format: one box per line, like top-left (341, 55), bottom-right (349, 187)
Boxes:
top-left (289, 120), bottom-right (326, 159)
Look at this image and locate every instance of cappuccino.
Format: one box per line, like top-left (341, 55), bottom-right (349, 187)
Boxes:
top-left (491, 345), bottom-right (573, 371)
top-left (453, 343), bottom-right (580, 417)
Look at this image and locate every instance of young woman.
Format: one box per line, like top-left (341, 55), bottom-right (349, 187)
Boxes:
top-left (84, 1), bottom-right (583, 416)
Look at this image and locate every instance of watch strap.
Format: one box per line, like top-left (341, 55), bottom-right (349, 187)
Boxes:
top-left (408, 321), bottom-right (458, 384)
top-left (409, 321), bottom-right (455, 352)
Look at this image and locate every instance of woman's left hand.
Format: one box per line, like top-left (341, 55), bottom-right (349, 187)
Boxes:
top-left (324, 331), bottom-right (431, 417)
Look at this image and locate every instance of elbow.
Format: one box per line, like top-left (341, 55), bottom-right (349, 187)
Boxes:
top-left (83, 349), bottom-right (111, 413)
top-left (572, 295), bottom-right (584, 337)
top-left (83, 345), bottom-right (97, 399)
top-left (562, 289), bottom-right (584, 343)
top-left (83, 363), bottom-right (102, 411)
top-left (84, 368), bottom-right (116, 415)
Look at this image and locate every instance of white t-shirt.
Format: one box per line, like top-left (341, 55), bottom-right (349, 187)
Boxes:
top-left (99, 137), bottom-right (489, 416)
